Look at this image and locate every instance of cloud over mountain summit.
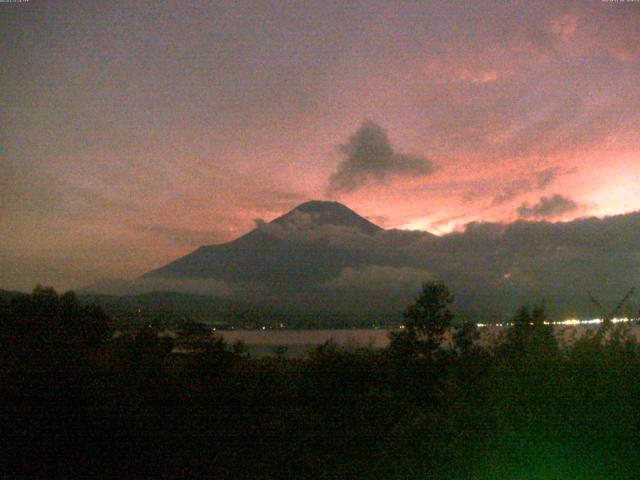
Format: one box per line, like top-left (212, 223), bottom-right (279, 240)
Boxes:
top-left (134, 199), bottom-right (640, 321)
top-left (328, 121), bottom-right (435, 193)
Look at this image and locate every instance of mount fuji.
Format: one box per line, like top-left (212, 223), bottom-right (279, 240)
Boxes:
top-left (141, 200), bottom-right (393, 286)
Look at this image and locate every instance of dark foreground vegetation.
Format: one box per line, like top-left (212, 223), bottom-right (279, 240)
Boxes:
top-left (2, 284), bottom-right (640, 479)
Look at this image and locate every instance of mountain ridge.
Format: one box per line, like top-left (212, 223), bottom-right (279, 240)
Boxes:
top-left (271, 200), bottom-right (382, 235)
top-left (141, 200), bottom-right (388, 284)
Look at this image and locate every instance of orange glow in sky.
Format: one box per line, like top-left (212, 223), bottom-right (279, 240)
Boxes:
top-left (2, 1), bottom-right (640, 290)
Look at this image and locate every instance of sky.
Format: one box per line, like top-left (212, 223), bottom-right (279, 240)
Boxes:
top-left (2, 0), bottom-right (640, 291)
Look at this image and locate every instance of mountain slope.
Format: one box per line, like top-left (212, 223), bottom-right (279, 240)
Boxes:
top-left (142, 200), bottom-right (387, 285)
top-left (271, 200), bottom-right (382, 235)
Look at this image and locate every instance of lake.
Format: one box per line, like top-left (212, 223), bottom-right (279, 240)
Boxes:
top-left (212, 323), bottom-right (640, 356)
top-left (214, 328), bottom-right (392, 356)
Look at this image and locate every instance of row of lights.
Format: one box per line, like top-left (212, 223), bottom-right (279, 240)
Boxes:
top-left (476, 317), bottom-right (634, 328)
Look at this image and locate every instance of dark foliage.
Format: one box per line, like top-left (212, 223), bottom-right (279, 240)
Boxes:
top-left (390, 281), bottom-right (454, 360)
top-left (2, 285), bottom-right (640, 478)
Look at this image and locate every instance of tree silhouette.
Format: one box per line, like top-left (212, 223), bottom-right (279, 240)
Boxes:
top-left (392, 281), bottom-right (454, 359)
top-left (2, 285), bottom-right (110, 353)
top-left (504, 303), bottom-right (557, 362)
top-left (453, 319), bottom-right (479, 355)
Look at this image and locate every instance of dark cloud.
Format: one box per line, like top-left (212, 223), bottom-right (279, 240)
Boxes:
top-left (267, 210), bottom-right (640, 319)
top-left (328, 121), bottom-right (435, 193)
top-left (517, 194), bottom-right (579, 219)
top-left (491, 168), bottom-right (568, 205)
top-left (127, 205), bottom-right (640, 321)
top-left (3, 1), bottom-right (640, 293)
top-left (322, 266), bottom-right (431, 292)
top-left (413, 212), bottom-right (640, 320)
top-left (534, 167), bottom-right (561, 189)
top-left (263, 207), bottom-right (640, 320)
top-left (492, 178), bottom-right (532, 205)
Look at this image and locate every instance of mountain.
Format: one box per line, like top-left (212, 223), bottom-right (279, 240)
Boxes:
top-left (142, 200), bottom-right (389, 286)
top-left (271, 200), bottom-right (382, 235)
top-left (134, 201), bottom-right (640, 322)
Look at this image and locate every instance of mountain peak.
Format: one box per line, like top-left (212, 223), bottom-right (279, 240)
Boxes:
top-left (272, 200), bottom-right (382, 235)
top-left (293, 200), bottom-right (350, 213)
top-left (141, 199), bottom-right (384, 283)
